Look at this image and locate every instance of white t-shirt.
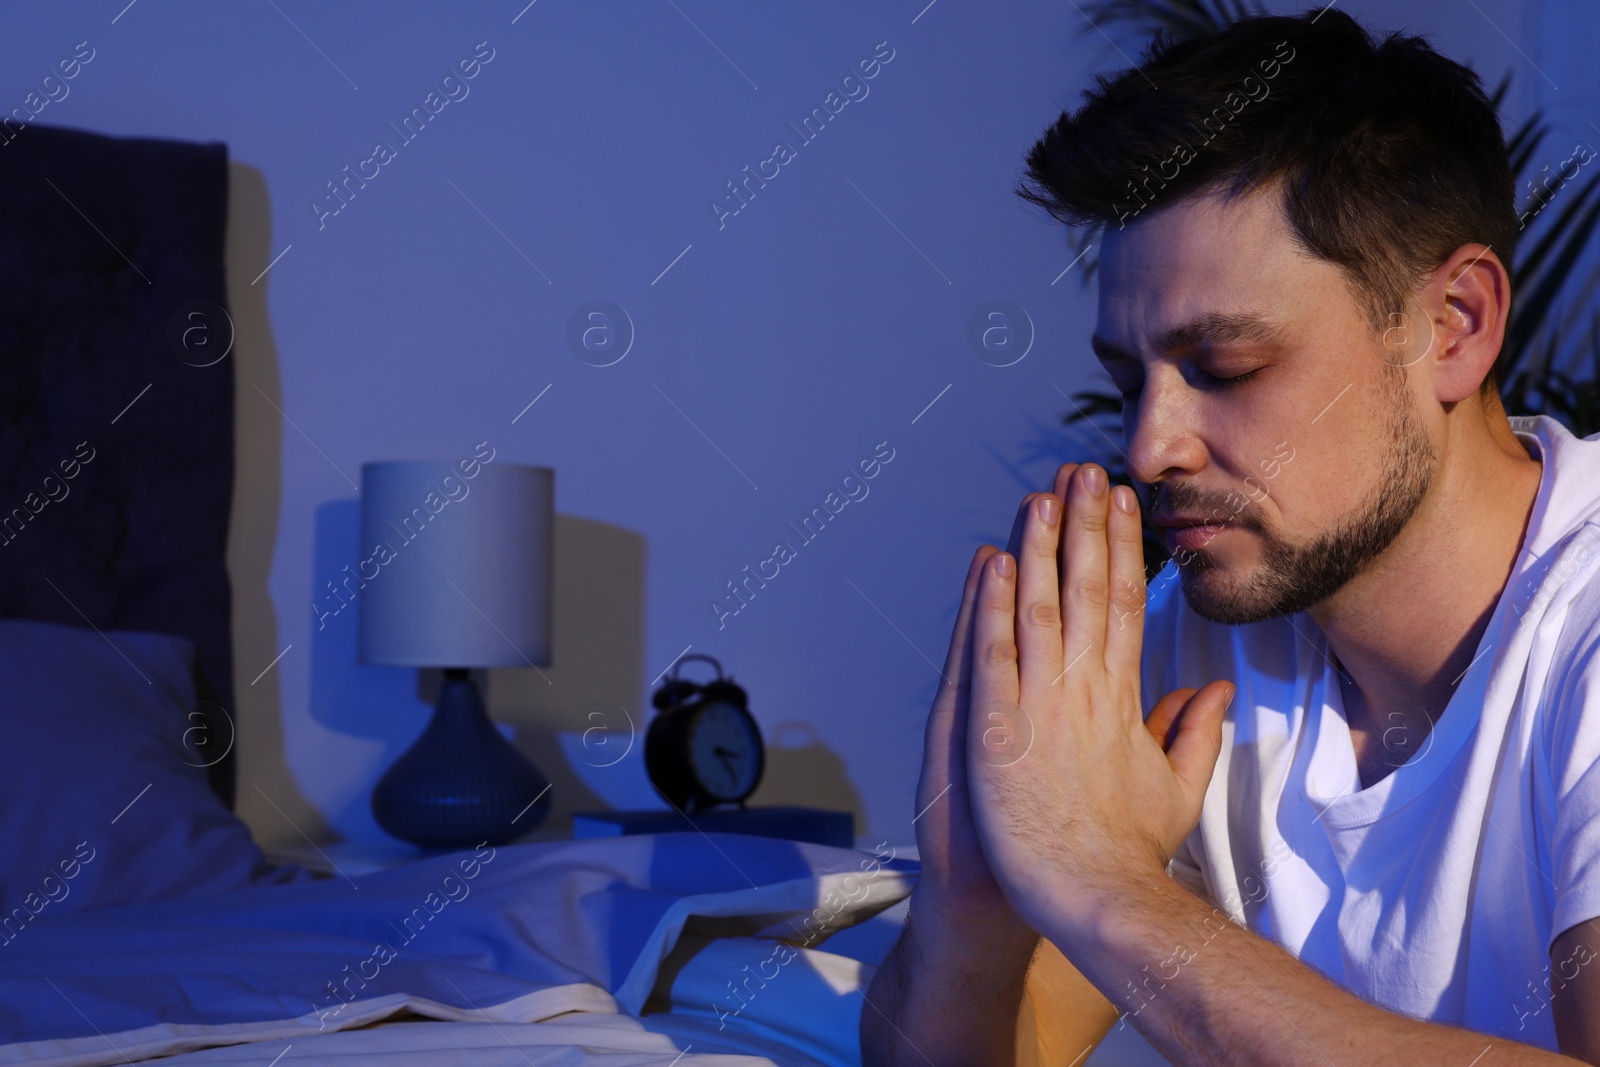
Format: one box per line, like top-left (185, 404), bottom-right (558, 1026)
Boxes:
top-left (1141, 414), bottom-right (1600, 1050)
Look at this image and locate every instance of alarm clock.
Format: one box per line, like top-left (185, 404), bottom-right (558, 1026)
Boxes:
top-left (646, 654), bottom-right (764, 812)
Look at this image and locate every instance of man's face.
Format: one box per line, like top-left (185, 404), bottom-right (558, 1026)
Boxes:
top-left (1093, 183), bottom-right (1438, 625)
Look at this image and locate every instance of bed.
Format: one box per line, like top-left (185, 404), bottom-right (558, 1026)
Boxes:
top-left (1, 830), bottom-right (919, 1067)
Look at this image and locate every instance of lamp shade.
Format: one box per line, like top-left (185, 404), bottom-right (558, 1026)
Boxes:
top-left (358, 460), bottom-right (553, 668)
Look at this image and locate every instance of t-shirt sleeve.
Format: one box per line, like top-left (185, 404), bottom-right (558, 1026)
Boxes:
top-left (1541, 579), bottom-right (1600, 954)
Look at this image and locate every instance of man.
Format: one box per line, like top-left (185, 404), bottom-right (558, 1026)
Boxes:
top-left (863, 8), bottom-right (1600, 1065)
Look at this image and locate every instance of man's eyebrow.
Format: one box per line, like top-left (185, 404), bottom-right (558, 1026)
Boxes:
top-left (1091, 311), bottom-right (1287, 364)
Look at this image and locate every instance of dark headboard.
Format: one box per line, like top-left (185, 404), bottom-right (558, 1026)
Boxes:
top-left (0, 124), bottom-right (237, 804)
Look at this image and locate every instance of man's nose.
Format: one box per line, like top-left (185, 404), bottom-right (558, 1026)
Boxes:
top-left (1123, 374), bottom-right (1207, 489)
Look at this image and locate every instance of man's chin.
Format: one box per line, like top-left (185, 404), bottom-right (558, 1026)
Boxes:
top-left (1173, 554), bottom-right (1281, 625)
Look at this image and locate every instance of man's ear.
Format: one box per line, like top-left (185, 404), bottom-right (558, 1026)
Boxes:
top-left (1420, 242), bottom-right (1511, 404)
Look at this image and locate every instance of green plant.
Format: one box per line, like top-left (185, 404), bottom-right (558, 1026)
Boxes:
top-left (1052, 0), bottom-right (1600, 577)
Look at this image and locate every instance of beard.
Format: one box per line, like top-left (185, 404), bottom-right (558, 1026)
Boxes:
top-left (1168, 367), bottom-right (1436, 625)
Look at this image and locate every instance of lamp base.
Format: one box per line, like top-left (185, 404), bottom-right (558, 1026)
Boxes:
top-left (372, 669), bottom-right (551, 848)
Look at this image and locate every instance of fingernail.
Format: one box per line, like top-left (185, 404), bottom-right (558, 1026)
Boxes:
top-left (1084, 466), bottom-right (1106, 495)
top-left (1115, 485), bottom-right (1136, 513)
top-left (1224, 684), bottom-right (1237, 709)
top-left (1039, 496), bottom-right (1060, 525)
top-left (996, 552), bottom-right (1014, 577)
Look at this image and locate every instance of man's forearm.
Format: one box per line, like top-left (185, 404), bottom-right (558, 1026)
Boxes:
top-left (861, 904), bottom-right (1038, 1067)
top-left (1048, 874), bottom-right (1583, 1065)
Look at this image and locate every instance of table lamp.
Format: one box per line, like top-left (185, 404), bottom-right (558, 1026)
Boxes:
top-left (358, 458), bottom-right (555, 848)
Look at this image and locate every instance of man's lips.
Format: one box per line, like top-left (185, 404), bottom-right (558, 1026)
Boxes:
top-left (1151, 514), bottom-right (1237, 552)
top-left (1160, 520), bottom-right (1233, 553)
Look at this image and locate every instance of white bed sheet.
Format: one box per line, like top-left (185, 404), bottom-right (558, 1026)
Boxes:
top-left (1, 834), bottom-right (913, 1067)
top-left (148, 904), bottom-right (1174, 1067)
top-left (2, 832), bottom-right (1174, 1067)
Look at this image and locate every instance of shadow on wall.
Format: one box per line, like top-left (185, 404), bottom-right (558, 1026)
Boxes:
top-left (488, 514), bottom-right (657, 832)
top-left (224, 159), bottom-right (326, 843)
top-left (482, 522), bottom-right (867, 835)
top-left (754, 722), bottom-right (863, 821)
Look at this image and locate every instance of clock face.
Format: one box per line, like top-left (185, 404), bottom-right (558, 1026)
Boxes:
top-left (687, 700), bottom-right (762, 802)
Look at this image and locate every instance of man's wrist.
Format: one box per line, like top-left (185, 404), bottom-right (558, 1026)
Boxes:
top-left (1036, 867), bottom-right (1196, 984)
top-left (904, 891), bottom-right (1040, 967)
top-left (868, 894), bottom-right (1045, 1067)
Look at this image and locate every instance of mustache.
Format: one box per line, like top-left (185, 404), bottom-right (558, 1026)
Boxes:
top-left (1141, 483), bottom-right (1260, 528)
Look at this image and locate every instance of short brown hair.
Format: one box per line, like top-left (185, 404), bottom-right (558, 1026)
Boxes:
top-left (1016, 8), bottom-right (1519, 392)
